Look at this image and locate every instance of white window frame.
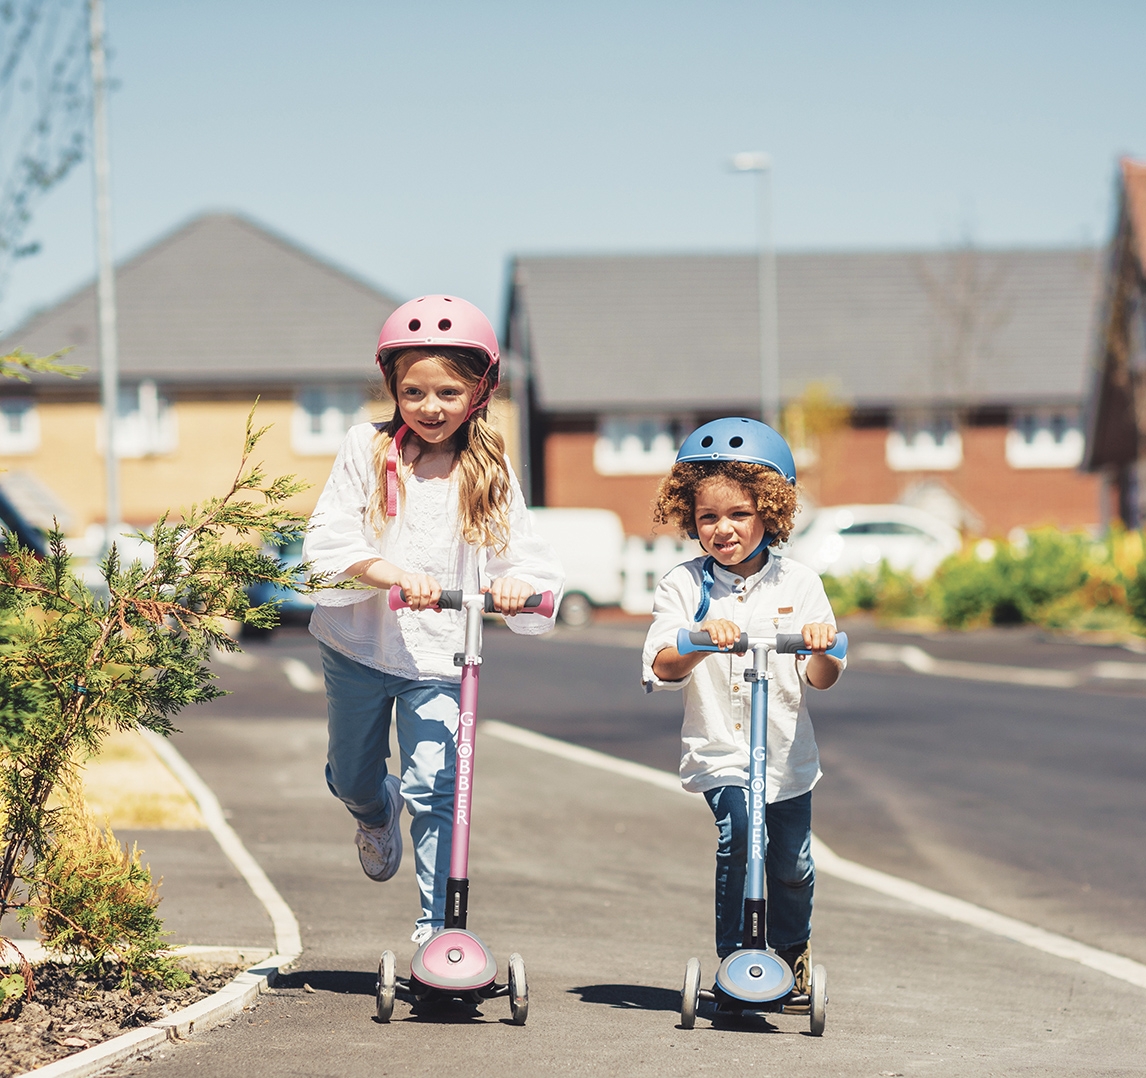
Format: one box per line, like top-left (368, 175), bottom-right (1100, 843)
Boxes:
top-left (0, 398), bottom-right (40, 454)
top-left (1005, 409), bottom-right (1084, 469)
top-left (99, 380), bottom-right (177, 458)
top-left (886, 412), bottom-right (962, 471)
top-left (291, 386), bottom-right (367, 455)
top-left (594, 414), bottom-right (691, 476)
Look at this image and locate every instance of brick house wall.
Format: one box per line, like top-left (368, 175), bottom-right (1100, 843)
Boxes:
top-left (542, 423), bottom-right (1102, 539)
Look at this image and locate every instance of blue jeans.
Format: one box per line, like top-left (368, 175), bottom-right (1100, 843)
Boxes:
top-left (319, 644), bottom-right (460, 933)
top-left (704, 786), bottom-right (814, 959)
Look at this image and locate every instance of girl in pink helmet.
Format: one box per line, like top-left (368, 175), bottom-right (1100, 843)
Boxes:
top-left (303, 295), bottom-right (564, 946)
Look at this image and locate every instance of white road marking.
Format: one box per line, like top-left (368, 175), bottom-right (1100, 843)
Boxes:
top-left (855, 642), bottom-right (1146, 689)
top-left (210, 646), bottom-right (259, 671)
top-left (281, 657), bottom-right (324, 693)
top-left (142, 729), bottom-right (302, 962)
top-left (481, 719), bottom-right (1146, 991)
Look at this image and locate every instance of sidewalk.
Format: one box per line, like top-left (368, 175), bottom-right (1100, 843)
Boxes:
top-left (107, 710), bottom-right (1146, 1078)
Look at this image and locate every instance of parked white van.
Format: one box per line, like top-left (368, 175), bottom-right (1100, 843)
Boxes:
top-left (528, 507), bottom-right (625, 626)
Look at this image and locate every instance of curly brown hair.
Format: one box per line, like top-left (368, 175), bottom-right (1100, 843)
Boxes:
top-left (652, 461), bottom-right (801, 546)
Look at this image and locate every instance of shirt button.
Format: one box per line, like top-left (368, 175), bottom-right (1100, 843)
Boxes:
top-left (732, 685), bottom-right (740, 693)
top-left (735, 723), bottom-right (741, 730)
top-left (737, 596), bottom-right (745, 603)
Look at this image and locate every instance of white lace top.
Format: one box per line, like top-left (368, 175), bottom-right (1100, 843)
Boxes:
top-left (304, 423), bottom-right (564, 681)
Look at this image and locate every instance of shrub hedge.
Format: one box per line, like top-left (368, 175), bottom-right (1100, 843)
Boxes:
top-left (821, 527), bottom-right (1146, 635)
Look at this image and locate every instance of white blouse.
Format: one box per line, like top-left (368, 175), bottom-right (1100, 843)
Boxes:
top-left (304, 423), bottom-right (564, 681)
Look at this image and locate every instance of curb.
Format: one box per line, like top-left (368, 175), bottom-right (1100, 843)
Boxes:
top-left (19, 953), bottom-right (297, 1078)
top-left (15, 732), bottom-right (304, 1077)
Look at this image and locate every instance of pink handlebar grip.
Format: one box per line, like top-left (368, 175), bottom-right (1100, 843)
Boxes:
top-left (526, 591), bottom-right (555, 618)
top-left (388, 584), bottom-right (408, 611)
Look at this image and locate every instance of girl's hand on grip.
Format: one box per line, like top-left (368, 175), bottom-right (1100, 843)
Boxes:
top-left (397, 572), bottom-right (441, 611)
top-left (698, 618), bottom-right (742, 651)
top-left (485, 576), bottom-right (534, 616)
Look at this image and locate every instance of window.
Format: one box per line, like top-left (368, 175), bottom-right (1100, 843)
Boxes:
top-left (100, 380), bottom-right (177, 458)
top-left (0, 398), bottom-right (40, 454)
top-left (291, 387), bottom-right (366, 455)
top-left (594, 415), bottom-right (691, 475)
top-left (1005, 409), bottom-right (1084, 469)
top-left (885, 412), bottom-right (962, 471)
top-left (839, 521), bottom-right (928, 538)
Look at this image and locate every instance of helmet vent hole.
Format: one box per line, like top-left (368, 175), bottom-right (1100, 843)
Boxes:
top-left (729, 436), bottom-right (743, 448)
top-left (408, 319), bottom-right (421, 332)
top-left (700, 435), bottom-right (714, 448)
top-left (438, 318), bottom-right (452, 331)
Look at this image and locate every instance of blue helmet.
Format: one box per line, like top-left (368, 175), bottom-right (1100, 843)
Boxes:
top-left (675, 417), bottom-right (796, 485)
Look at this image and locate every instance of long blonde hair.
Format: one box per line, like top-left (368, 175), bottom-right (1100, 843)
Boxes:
top-left (372, 347), bottom-right (512, 553)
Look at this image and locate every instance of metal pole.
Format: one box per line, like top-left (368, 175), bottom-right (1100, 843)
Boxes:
top-left (730, 152), bottom-right (781, 429)
top-left (89, 0), bottom-right (120, 538)
top-left (757, 164), bottom-right (780, 430)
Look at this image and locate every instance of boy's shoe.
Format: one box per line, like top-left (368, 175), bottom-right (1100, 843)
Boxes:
top-left (776, 941), bottom-right (811, 997)
top-left (354, 775), bottom-right (403, 882)
top-left (410, 923), bottom-right (434, 947)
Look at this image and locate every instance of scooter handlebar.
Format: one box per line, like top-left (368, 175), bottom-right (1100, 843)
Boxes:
top-left (388, 585), bottom-right (555, 618)
top-left (676, 627), bottom-right (848, 660)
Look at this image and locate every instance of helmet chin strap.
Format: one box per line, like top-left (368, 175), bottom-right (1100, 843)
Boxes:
top-left (692, 533), bottom-right (774, 622)
top-left (386, 424), bottom-right (410, 518)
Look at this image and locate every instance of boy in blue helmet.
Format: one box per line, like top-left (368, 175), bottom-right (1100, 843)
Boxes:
top-left (641, 417), bottom-right (844, 1002)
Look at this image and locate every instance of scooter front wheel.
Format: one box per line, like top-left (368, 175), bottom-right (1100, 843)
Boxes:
top-left (508, 952), bottom-right (528, 1025)
top-left (681, 957), bottom-right (701, 1029)
top-left (809, 963), bottom-right (827, 1036)
top-left (376, 949), bottom-right (397, 1023)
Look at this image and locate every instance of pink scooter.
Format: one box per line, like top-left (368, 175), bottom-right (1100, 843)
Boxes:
top-left (376, 586), bottom-right (555, 1025)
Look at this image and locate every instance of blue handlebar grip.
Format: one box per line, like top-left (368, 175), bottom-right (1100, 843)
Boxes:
top-left (777, 631), bottom-right (849, 659)
top-left (676, 628), bottom-right (750, 655)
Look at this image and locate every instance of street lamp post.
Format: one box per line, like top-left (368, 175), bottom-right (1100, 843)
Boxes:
top-left (89, 0), bottom-right (120, 541)
top-left (730, 151), bottom-right (780, 429)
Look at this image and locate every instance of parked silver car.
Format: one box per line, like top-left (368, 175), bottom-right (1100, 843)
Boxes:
top-left (783, 504), bottom-right (962, 580)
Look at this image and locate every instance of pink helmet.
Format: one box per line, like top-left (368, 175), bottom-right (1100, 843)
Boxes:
top-left (376, 295), bottom-right (502, 519)
top-left (376, 294), bottom-right (500, 394)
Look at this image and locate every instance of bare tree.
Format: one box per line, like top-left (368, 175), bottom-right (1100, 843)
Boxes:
top-left (0, 0), bottom-right (89, 305)
top-left (916, 241), bottom-right (1015, 408)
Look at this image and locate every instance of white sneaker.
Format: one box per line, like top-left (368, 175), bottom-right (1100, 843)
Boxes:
top-left (355, 775), bottom-right (403, 882)
top-left (410, 924), bottom-right (434, 947)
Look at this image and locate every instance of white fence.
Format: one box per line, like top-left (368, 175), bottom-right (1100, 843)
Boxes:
top-left (621, 534), bottom-right (703, 614)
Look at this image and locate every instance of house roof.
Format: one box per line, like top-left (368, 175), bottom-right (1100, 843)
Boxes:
top-left (0, 213), bottom-right (401, 387)
top-left (509, 247), bottom-right (1102, 413)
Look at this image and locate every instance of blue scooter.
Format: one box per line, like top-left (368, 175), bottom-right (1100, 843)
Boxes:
top-left (676, 627), bottom-right (848, 1036)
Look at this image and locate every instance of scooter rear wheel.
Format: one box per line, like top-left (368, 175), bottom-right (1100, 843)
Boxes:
top-left (508, 952), bottom-right (528, 1026)
top-left (681, 957), bottom-right (701, 1029)
top-left (376, 950), bottom-right (397, 1023)
top-left (809, 963), bottom-right (827, 1036)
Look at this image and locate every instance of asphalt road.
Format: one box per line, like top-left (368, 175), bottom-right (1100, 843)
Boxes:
top-left (112, 617), bottom-right (1146, 1076)
top-left (182, 619), bottom-right (1146, 964)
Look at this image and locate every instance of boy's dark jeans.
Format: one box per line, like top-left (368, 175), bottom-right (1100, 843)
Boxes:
top-left (703, 786), bottom-right (814, 959)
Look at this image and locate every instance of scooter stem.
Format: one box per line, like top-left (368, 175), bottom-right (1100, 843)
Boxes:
top-left (744, 642), bottom-right (769, 949)
top-left (445, 597), bottom-right (484, 928)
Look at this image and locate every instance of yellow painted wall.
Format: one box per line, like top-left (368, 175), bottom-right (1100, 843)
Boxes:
top-left (0, 393), bottom-right (521, 534)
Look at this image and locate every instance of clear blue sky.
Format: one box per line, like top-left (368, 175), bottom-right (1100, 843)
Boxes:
top-left (2, 0), bottom-right (1143, 334)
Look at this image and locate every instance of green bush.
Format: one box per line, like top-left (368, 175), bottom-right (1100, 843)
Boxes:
top-left (933, 529), bottom-right (1090, 629)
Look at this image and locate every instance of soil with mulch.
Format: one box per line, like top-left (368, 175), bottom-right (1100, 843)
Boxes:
top-left (0, 961), bottom-right (243, 1076)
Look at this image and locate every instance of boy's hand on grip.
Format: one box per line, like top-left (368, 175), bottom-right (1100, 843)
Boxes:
top-left (396, 572), bottom-right (441, 611)
top-left (698, 618), bottom-right (743, 651)
top-left (797, 622), bottom-right (836, 658)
